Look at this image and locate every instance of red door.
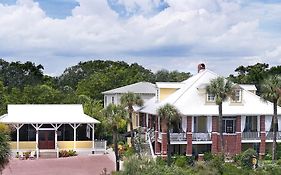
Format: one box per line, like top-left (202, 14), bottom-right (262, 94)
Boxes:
top-left (39, 130), bottom-right (55, 149)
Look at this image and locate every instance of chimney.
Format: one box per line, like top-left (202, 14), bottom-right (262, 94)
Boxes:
top-left (198, 63), bottom-right (206, 73)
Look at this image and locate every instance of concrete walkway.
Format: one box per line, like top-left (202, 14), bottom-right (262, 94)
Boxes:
top-left (2, 155), bottom-right (115, 175)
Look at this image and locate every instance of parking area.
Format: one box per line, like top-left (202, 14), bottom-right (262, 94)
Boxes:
top-left (3, 155), bottom-right (115, 175)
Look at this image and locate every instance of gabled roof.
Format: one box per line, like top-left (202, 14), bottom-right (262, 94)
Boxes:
top-left (0, 104), bottom-right (100, 124)
top-left (156, 82), bottom-right (184, 89)
top-left (102, 82), bottom-right (156, 94)
top-left (239, 84), bottom-right (257, 91)
top-left (140, 69), bottom-right (281, 116)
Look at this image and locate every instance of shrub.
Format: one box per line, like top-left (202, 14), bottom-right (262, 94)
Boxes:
top-left (203, 152), bottom-right (214, 161)
top-left (240, 148), bottom-right (257, 169)
top-left (68, 150), bottom-right (77, 156)
top-left (156, 156), bottom-right (166, 166)
top-left (233, 154), bottom-right (242, 166)
top-left (59, 150), bottom-right (69, 157)
top-left (186, 156), bottom-right (195, 166)
top-left (59, 150), bottom-right (77, 157)
top-left (174, 156), bottom-right (187, 168)
top-left (264, 153), bottom-right (272, 160)
top-left (208, 154), bottom-right (224, 174)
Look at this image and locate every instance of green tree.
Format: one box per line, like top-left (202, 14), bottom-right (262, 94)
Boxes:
top-left (260, 75), bottom-right (281, 162)
top-left (0, 124), bottom-right (10, 174)
top-left (206, 77), bottom-right (234, 154)
top-left (120, 92), bottom-right (143, 150)
top-left (155, 69), bottom-right (191, 82)
top-left (157, 104), bottom-right (180, 166)
top-left (103, 104), bottom-right (127, 171)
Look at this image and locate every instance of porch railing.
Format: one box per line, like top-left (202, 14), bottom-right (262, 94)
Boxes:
top-left (170, 133), bottom-right (187, 142)
top-left (192, 133), bottom-right (211, 141)
top-left (266, 132), bottom-right (281, 140)
top-left (94, 140), bottom-right (107, 153)
top-left (242, 132), bottom-right (260, 140)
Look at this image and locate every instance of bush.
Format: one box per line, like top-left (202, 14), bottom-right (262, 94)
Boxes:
top-left (264, 153), bottom-right (272, 160)
top-left (59, 150), bottom-right (77, 157)
top-left (186, 156), bottom-right (195, 166)
top-left (174, 156), bottom-right (187, 168)
top-left (233, 154), bottom-right (242, 166)
top-left (240, 148), bottom-right (257, 169)
top-left (208, 154), bottom-right (224, 174)
top-left (156, 156), bottom-right (166, 166)
top-left (203, 152), bottom-right (213, 161)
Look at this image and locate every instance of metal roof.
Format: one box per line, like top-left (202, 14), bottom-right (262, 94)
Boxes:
top-left (0, 104), bottom-right (100, 124)
top-left (102, 82), bottom-right (156, 94)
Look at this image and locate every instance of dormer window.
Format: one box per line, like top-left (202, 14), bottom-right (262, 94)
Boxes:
top-left (232, 89), bottom-right (242, 103)
top-left (207, 93), bottom-right (215, 102)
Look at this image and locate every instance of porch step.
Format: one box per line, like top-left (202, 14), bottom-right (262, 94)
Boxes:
top-left (39, 151), bottom-right (57, 158)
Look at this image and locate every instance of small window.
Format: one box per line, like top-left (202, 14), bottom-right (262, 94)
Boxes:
top-left (222, 118), bottom-right (236, 133)
top-left (111, 96), bottom-right (115, 104)
top-left (232, 89), bottom-right (242, 102)
top-left (206, 93), bottom-right (215, 102)
top-left (156, 89), bottom-right (159, 101)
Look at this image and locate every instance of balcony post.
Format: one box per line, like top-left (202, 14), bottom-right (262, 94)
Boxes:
top-left (259, 115), bottom-right (266, 159)
top-left (211, 116), bottom-right (219, 154)
top-left (236, 116), bottom-right (242, 154)
top-left (186, 116), bottom-right (192, 156)
top-left (154, 116), bottom-right (161, 154)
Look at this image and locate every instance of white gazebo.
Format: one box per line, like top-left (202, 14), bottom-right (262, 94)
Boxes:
top-left (0, 104), bottom-right (100, 158)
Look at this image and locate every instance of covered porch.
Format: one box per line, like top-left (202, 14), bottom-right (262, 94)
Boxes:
top-left (0, 104), bottom-right (101, 158)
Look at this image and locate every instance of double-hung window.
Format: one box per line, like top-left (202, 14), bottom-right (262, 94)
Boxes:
top-left (232, 89), bottom-right (242, 103)
top-left (222, 118), bottom-right (236, 133)
top-left (206, 93), bottom-right (215, 102)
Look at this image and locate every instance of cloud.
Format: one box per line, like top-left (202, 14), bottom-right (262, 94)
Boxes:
top-left (0, 0), bottom-right (280, 75)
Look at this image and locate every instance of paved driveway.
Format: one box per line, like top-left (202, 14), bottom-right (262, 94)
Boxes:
top-left (3, 155), bottom-right (115, 175)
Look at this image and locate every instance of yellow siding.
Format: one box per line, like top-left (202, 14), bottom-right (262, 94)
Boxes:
top-left (76, 141), bottom-right (92, 149)
top-left (127, 112), bottom-right (138, 131)
top-left (58, 141), bottom-right (93, 150)
top-left (9, 141), bottom-right (36, 150)
top-left (58, 141), bottom-right (74, 150)
top-left (160, 88), bottom-right (177, 101)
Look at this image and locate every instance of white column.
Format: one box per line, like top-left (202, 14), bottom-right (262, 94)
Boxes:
top-left (36, 125), bottom-right (39, 158)
top-left (146, 113), bottom-right (149, 128)
top-left (55, 129), bottom-right (58, 157)
top-left (74, 124), bottom-right (77, 150)
top-left (92, 124), bottom-right (95, 151)
top-left (16, 127), bottom-right (19, 153)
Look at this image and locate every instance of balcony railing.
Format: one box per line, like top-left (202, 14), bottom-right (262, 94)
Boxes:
top-left (242, 132), bottom-right (260, 140)
top-left (170, 133), bottom-right (187, 142)
top-left (192, 133), bottom-right (211, 141)
top-left (266, 132), bottom-right (281, 140)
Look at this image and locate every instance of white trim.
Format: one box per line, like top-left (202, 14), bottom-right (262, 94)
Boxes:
top-left (241, 140), bottom-right (261, 143)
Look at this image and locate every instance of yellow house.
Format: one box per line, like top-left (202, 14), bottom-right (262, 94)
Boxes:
top-left (0, 104), bottom-right (102, 158)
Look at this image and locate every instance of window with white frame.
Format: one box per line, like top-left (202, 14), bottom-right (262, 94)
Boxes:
top-left (111, 96), bottom-right (115, 104)
top-left (206, 93), bottom-right (215, 102)
top-left (222, 118), bottom-right (236, 133)
top-left (232, 89), bottom-right (242, 103)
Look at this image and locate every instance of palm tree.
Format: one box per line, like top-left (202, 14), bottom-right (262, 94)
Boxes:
top-left (260, 75), bottom-right (281, 162)
top-left (206, 77), bottom-right (234, 154)
top-left (0, 124), bottom-right (10, 174)
top-left (120, 92), bottom-right (144, 150)
top-left (103, 104), bottom-right (127, 171)
top-left (157, 104), bottom-right (180, 166)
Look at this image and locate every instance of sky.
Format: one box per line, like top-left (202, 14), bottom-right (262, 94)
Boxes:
top-left (0, 0), bottom-right (281, 76)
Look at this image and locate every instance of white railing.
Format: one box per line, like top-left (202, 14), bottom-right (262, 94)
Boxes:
top-left (170, 133), bottom-right (187, 141)
top-left (242, 132), bottom-right (260, 140)
top-left (94, 140), bottom-right (107, 153)
top-left (266, 132), bottom-right (281, 140)
top-left (192, 133), bottom-right (211, 141)
top-left (146, 130), bottom-right (156, 158)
